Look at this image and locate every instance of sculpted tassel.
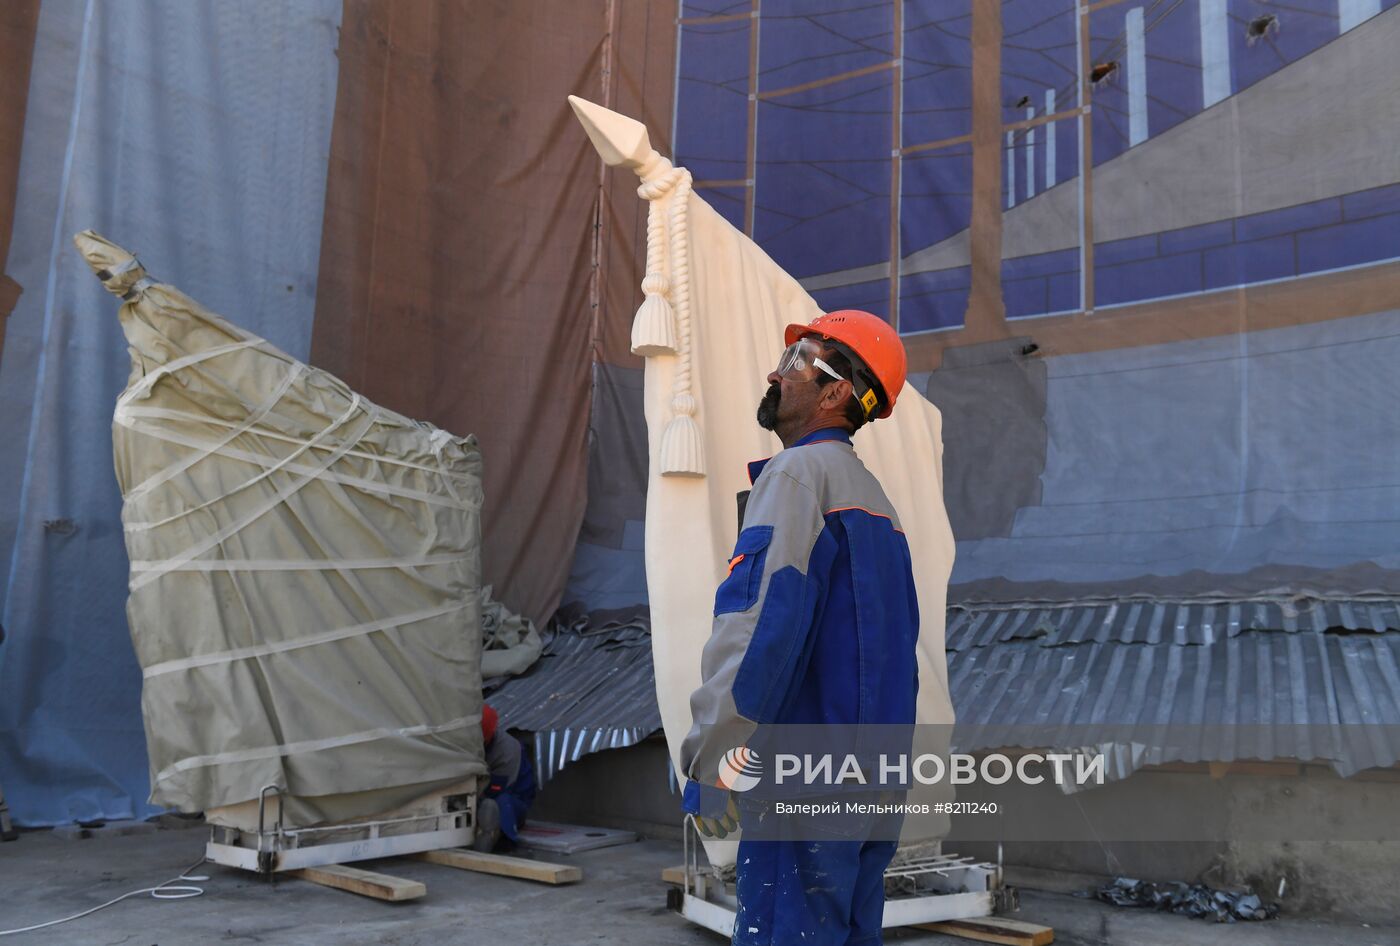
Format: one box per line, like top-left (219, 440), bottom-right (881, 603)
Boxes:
top-left (630, 199), bottom-right (678, 356)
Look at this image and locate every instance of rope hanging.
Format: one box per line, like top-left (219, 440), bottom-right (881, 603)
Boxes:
top-left (630, 194), bottom-right (677, 356)
top-left (636, 168), bottom-right (705, 478)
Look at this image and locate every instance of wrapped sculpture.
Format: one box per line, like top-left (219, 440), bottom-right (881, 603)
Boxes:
top-left (76, 231), bottom-right (487, 837)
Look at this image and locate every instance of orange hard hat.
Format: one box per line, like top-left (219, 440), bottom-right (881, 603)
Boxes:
top-left (481, 704), bottom-right (498, 743)
top-left (784, 309), bottom-right (907, 419)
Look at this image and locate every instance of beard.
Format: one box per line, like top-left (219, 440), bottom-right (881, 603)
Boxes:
top-left (756, 382), bottom-right (781, 431)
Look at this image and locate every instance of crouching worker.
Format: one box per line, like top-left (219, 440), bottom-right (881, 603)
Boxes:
top-left (679, 311), bottom-right (919, 946)
top-left (472, 704), bottom-right (537, 852)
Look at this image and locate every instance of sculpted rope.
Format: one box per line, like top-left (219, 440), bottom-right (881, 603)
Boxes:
top-left (636, 167), bottom-right (705, 477)
top-left (631, 179), bottom-right (678, 355)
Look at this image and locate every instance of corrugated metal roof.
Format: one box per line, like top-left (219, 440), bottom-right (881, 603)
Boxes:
top-left (945, 598), bottom-right (1400, 651)
top-left (948, 630), bottom-right (1400, 778)
top-left (486, 623), bottom-right (662, 783)
top-left (487, 599), bottom-right (1400, 786)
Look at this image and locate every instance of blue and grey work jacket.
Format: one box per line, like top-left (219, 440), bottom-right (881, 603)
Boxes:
top-left (680, 427), bottom-right (920, 817)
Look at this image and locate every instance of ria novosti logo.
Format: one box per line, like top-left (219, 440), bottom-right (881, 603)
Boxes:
top-left (717, 746), bottom-right (762, 792)
top-left (714, 745), bottom-right (1106, 791)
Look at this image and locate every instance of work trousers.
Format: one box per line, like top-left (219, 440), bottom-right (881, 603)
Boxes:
top-left (486, 750), bottom-right (537, 843)
top-left (732, 837), bottom-right (898, 946)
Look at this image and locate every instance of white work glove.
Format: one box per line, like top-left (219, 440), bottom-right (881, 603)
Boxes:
top-left (694, 795), bottom-right (740, 839)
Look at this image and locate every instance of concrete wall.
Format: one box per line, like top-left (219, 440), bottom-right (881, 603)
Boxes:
top-left (533, 743), bottom-right (1400, 923)
top-left (532, 737), bottom-right (683, 841)
top-left (948, 766), bottom-right (1400, 924)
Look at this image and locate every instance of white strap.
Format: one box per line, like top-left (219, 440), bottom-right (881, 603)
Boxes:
top-left (129, 554), bottom-right (468, 574)
top-left (153, 713), bottom-right (481, 785)
top-left (123, 275), bottom-right (155, 298)
top-left (101, 256), bottom-right (141, 278)
top-left (120, 404), bottom-right (475, 482)
top-left (117, 416), bottom-right (470, 516)
top-left (116, 339), bottom-right (262, 409)
top-left (128, 396), bottom-right (372, 590)
top-left (124, 363), bottom-right (305, 503)
top-left (142, 601), bottom-right (472, 678)
top-left (125, 386), bottom-right (358, 536)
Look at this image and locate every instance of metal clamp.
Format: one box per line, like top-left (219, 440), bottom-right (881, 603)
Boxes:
top-left (255, 783), bottom-right (283, 874)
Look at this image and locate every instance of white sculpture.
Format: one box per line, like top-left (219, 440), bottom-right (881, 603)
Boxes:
top-left (570, 97), bottom-right (957, 867)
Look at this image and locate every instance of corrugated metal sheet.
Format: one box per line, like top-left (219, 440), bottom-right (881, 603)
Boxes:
top-left (945, 598), bottom-right (1400, 651)
top-left (948, 630), bottom-right (1400, 778)
top-left (486, 624), bottom-right (662, 783)
top-left (487, 600), bottom-right (1400, 787)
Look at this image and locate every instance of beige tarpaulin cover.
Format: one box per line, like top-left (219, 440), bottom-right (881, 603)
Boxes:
top-left (481, 585), bottom-right (544, 679)
top-left (569, 99), bottom-right (957, 869)
top-left (75, 231), bottom-right (487, 827)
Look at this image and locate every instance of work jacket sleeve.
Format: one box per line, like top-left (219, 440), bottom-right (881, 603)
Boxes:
top-left (679, 467), bottom-right (829, 817)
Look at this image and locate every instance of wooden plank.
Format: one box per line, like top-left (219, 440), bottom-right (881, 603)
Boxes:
top-left (1003, 107), bottom-right (1082, 133)
top-left (902, 259), bottom-right (1400, 373)
top-left (902, 133), bottom-right (973, 156)
top-left (408, 847), bottom-right (582, 885)
top-left (679, 11), bottom-right (749, 24)
top-left (661, 865), bottom-right (687, 886)
top-left (1077, 0), bottom-right (1095, 314)
top-left (743, 0), bottom-right (758, 236)
top-left (288, 863), bottom-right (426, 902)
top-left (1354, 766), bottom-right (1400, 783)
top-left (888, 0), bottom-right (903, 330)
top-left (916, 916), bottom-right (1054, 946)
top-left (757, 60), bottom-right (896, 101)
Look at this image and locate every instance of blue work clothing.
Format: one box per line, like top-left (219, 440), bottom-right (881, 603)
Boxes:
top-left (484, 734), bottom-right (536, 842)
top-left (734, 838), bottom-right (898, 946)
top-left (679, 427), bottom-right (921, 945)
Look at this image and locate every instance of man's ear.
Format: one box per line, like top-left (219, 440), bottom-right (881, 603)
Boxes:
top-left (822, 379), bottom-right (852, 410)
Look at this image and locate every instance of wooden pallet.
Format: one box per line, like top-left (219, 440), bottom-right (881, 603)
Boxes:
top-left (288, 864), bottom-right (426, 902)
top-left (408, 847), bottom-right (582, 884)
top-left (290, 847), bottom-right (583, 901)
top-left (916, 915), bottom-right (1054, 945)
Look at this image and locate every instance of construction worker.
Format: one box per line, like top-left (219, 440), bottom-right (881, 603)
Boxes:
top-left (678, 310), bottom-right (917, 946)
top-left (473, 704), bottom-right (537, 852)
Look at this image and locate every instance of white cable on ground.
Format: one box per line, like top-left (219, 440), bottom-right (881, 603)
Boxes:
top-left (0, 855), bottom-right (208, 937)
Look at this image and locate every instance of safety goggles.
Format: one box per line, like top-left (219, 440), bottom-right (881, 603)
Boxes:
top-left (776, 336), bottom-right (844, 383)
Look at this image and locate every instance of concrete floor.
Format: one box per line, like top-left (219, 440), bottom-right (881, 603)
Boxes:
top-left (1, 825), bottom-right (1397, 945)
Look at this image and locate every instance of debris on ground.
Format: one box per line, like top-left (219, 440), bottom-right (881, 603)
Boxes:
top-left (1092, 876), bottom-right (1280, 922)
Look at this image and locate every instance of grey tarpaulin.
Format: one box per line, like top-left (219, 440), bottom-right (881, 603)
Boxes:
top-left (481, 584), bottom-right (544, 680)
top-left (486, 618), bottom-right (661, 784)
top-left (77, 230), bottom-right (487, 826)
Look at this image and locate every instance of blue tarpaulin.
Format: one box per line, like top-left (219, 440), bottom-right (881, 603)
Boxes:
top-left (0, 0), bottom-right (340, 825)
